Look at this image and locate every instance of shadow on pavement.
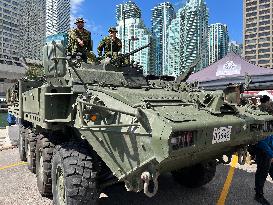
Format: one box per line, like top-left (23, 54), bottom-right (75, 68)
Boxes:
top-left (99, 165), bottom-right (273, 205)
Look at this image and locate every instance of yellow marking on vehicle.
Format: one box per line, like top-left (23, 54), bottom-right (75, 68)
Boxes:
top-left (0, 162), bottom-right (28, 171)
top-left (217, 155), bottom-right (238, 205)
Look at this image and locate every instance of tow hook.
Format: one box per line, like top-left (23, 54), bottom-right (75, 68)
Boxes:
top-left (141, 171), bottom-right (160, 198)
top-left (238, 147), bottom-right (248, 165)
top-left (218, 155), bottom-right (232, 165)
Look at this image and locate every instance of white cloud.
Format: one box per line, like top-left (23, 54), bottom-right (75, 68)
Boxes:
top-left (70, 0), bottom-right (104, 36)
top-left (71, 0), bottom-right (85, 15)
top-left (70, 0), bottom-right (85, 27)
top-left (174, 0), bottom-right (187, 9)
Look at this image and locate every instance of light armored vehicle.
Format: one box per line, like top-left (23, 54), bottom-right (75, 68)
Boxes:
top-left (7, 38), bottom-right (273, 204)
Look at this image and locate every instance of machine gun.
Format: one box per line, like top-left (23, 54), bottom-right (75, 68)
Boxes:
top-left (109, 43), bottom-right (151, 68)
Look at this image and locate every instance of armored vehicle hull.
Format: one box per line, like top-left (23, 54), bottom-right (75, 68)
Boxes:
top-left (7, 40), bottom-right (273, 204)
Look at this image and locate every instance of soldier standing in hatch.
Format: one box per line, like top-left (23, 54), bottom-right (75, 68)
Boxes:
top-left (97, 27), bottom-right (122, 58)
top-left (67, 17), bottom-right (92, 63)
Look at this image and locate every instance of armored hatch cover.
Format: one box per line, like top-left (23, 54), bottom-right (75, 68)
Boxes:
top-left (66, 63), bottom-right (148, 88)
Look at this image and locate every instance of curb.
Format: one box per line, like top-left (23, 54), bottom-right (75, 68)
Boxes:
top-left (0, 145), bottom-right (18, 151)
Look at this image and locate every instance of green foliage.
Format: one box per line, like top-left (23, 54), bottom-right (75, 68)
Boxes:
top-left (25, 65), bottom-right (44, 79)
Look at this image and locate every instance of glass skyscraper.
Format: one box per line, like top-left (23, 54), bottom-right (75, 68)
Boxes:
top-left (166, 8), bottom-right (182, 76)
top-left (46, 0), bottom-right (71, 37)
top-left (228, 41), bottom-right (242, 56)
top-left (0, 0), bottom-right (22, 66)
top-left (0, 0), bottom-right (71, 63)
top-left (208, 23), bottom-right (229, 65)
top-left (20, 0), bottom-right (46, 60)
top-left (166, 0), bottom-right (209, 77)
top-left (151, 2), bottom-right (175, 76)
top-left (116, 1), bottom-right (154, 75)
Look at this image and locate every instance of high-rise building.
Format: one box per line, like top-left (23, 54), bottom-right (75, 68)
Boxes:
top-left (0, 0), bottom-right (22, 66)
top-left (151, 2), bottom-right (175, 76)
top-left (243, 0), bottom-right (273, 68)
top-left (116, 1), bottom-right (154, 75)
top-left (116, 0), bottom-right (141, 22)
top-left (20, 0), bottom-right (46, 60)
top-left (208, 23), bottom-right (229, 65)
top-left (228, 41), bottom-right (242, 56)
top-left (46, 0), bottom-right (71, 37)
top-left (166, 8), bottom-right (182, 76)
top-left (166, 0), bottom-right (209, 77)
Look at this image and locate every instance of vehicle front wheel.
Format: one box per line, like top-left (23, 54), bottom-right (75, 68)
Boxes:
top-left (52, 142), bottom-right (99, 205)
top-left (172, 160), bottom-right (216, 188)
top-left (19, 126), bottom-right (27, 161)
top-left (25, 131), bottom-right (37, 173)
top-left (36, 135), bottom-right (56, 196)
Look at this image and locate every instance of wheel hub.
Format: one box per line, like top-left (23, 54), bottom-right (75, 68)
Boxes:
top-left (27, 144), bottom-right (31, 164)
top-left (38, 150), bottom-right (44, 182)
top-left (56, 165), bottom-right (66, 205)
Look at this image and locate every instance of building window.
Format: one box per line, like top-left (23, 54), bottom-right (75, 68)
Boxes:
top-left (258, 54), bottom-right (270, 59)
top-left (258, 48), bottom-right (270, 53)
top-left (258, 43), bottom-right (270, 48)
top-left (258, 60), bottom-right (270, 64)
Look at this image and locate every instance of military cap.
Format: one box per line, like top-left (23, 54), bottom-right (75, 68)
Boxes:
top-left (75, 17), bottom-right (85, 24)
top-left (108, 27), bottom-right (118, 33)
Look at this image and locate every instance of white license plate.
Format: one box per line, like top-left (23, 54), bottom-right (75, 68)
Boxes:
top-left (212, 126), bottom-right (232, 144)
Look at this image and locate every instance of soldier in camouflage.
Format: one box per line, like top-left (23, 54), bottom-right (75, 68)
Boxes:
top-left (67, 17), bottom-right (92, 63)
top-left (97, 27), bottom-right (122, 58)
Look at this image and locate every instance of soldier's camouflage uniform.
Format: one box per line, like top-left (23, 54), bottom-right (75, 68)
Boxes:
top-left (97, 36), bottom-right (122, 58)
top-left (67, 28), bottom-right (92, 62)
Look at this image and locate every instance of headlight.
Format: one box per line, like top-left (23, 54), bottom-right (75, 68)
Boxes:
top-left (264, 121), bottom-right (273, 132)
top-left (250, 121), bottom-right (273, 132)
top-left (170, 131), bottom-right (195, 150)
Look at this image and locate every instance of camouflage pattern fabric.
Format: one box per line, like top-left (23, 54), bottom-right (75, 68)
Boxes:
top-left (97, 36), bottom-right (122, 57)
top-left (67, 28), bottom-right (92, 54)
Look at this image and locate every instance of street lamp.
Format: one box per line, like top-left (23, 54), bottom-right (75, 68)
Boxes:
top-left (128, 36), bottom-right (139, 62)
top-left (128, 36), bottom-right (139, 53)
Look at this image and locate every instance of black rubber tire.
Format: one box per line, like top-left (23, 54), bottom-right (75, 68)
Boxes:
top-left (172, 160), bottom-right (216, 188)
top-left (52, 142), bottom-right (99, 205)
top-left (19, 126), bottom-right (27, 161)
top-left (35, 135), bottom-right (56, 196)
top-left (25, 131), bottom-right (37, 173)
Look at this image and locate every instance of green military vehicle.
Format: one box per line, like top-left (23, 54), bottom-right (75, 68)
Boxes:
top-left (7, 39), bottom-right (273, 204)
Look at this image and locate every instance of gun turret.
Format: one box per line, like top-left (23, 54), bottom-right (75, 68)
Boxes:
top-left (123, 43), bottom-right (151, 58)
top-left (110, 43), bottom-right (151, 67)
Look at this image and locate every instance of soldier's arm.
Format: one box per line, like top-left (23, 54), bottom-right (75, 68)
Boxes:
top-left (87, 32), bottom-right (92, 51)
top-left (67, 30), bottom-right (76, 54)
top-left (117, 39), bottom-right (122, 52)
top-left (66, 31), bottom-right (73, 54)
top-left (97, 38), bottom-right (106, 56)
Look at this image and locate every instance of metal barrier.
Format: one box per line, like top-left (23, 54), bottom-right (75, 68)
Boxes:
top-left (0, 112), bottom-right (8, 128)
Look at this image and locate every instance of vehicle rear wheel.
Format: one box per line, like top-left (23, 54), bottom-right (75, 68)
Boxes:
top-left (172, 160), bottom-right (216, 188)
top-left (25, 131), bottom-right (37, 173)
top-left (19, 126), bottom-right (27, 161)
top-left (36, 135), bottom-right (56, 196)
top-left (52, 142), bottom-right (99, 205)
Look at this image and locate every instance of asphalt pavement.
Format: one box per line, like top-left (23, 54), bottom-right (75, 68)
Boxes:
top-left (0, 148), bottom-right (273, 205)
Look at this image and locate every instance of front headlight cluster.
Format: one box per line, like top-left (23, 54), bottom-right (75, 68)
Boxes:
top-left (250, 121), bottom-right (273, 132)
top-left (263, 121), bottom-right (273, 132)
top-left (170, 131), bottom-right (195, 150)
top-left (250, 124), bottom-right (264, 132)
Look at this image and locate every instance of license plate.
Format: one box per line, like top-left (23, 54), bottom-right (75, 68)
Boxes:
top-left (212, 126), bottom-right (232, 144)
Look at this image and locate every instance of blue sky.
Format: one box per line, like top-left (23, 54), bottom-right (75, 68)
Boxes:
top-left (71, 0), bottom-right (243, 51)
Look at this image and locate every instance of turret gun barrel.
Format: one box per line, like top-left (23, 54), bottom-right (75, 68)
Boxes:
top-left (124, 43), bottom-right (151, 58)
top-left (110, 43), bottom-right (151, 67)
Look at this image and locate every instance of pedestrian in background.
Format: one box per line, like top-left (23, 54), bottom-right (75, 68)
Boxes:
top-left (7, 112), bottom-right (16, 126)
top-left (254, 95), bottom-right (273, 205)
